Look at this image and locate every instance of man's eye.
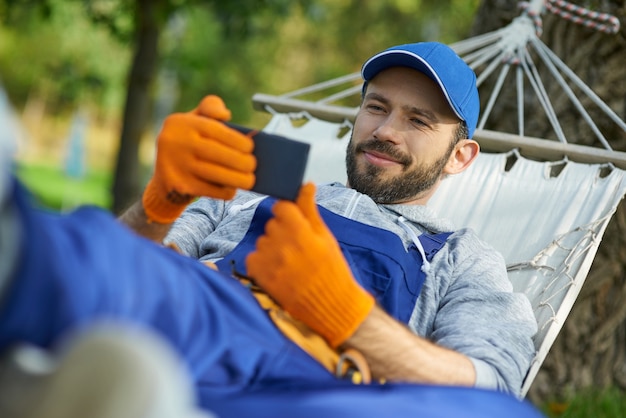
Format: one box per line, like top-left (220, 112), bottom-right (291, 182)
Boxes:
top-left (367, 104), bottom-right (384, 112)
top-left (411, 118), bottom-right (428, 127)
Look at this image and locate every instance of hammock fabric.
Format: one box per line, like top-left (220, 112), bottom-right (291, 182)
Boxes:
top-left (260, 112), bottom-right (626, 396)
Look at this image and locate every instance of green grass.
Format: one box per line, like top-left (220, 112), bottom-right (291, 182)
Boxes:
top-left (541, 387), bottom-right (626, 418)
top-left (15, 162), bottom-right (112, 211)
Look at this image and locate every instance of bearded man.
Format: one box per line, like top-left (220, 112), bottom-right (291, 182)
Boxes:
top-left (0, 41), bottom-right (542, 418)
top-left (114, 42), bottom-right (537, 397)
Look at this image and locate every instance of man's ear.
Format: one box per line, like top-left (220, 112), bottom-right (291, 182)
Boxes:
top-left (444, 139), bottom-right (480, 175)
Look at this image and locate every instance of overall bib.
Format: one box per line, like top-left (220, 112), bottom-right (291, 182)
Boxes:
top-left (217, 197), bottom-right (451, 323)
top-left (216, 198), bottom-right (451, 376)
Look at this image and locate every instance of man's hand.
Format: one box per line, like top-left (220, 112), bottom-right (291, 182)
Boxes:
top-left (142, 95), bottom-right (256, 224)
top-left (246, 183), bottom-right (375, 348)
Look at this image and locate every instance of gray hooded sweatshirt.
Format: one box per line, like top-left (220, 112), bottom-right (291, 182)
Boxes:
top-left (165, 183), bottom-right (537, 396)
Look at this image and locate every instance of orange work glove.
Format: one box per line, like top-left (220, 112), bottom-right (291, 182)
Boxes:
top-left (246, 183), bottom-right (375, 348)
top-left (142, 95), bottom-right (256, 224)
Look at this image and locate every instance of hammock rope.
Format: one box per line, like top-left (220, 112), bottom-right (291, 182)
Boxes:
top-left (253, 1), bottom-right (624, 156)
top-left (519, 0), bottom-right (620, 36)
top-left (545, 0), bottom-right (621, 34)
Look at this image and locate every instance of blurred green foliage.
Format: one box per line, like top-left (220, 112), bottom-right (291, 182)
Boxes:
top-left (0, 0), bottom-right (480, 124)
top-left (1, 0), bottom-right (480, 210)
top-left (0, 2), bottom-right (129, 119)
top-left (15, 162), bottom-right (112, 210)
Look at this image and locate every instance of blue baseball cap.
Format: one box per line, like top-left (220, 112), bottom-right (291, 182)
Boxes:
top-left (361, 42), bottom-right (480, 138)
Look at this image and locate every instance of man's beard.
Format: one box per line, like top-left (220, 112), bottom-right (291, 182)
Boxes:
top-left (345, 136), bottom-right (454, 204)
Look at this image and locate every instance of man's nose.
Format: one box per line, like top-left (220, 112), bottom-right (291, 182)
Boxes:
top-left (373, 114), bottom-right (403, 144)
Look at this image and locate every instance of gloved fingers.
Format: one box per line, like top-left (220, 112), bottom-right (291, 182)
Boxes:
top-left (268, 201), bottom-right (310, 233)
top-left (171, 173), bottom-right (238, 201)
top-left (159, 113), bottom-right (253, 155)
top-left (247, 235), bottom-right (278, 280)
top-left (186, 117), bottom-right (254, 154)
top-left (192, 95), bottom-right (232, 121)
top-left (247, 234), bottom-right (301, 290)
top-left (246, 239), bottom-right (271, 282)
top-left (262, 195), bottom-right (337, 258)
top-left (261, 221), bottom-right (308, 259)
top-left (157, 113), bottom-right (197, 147)
top-left (248, 235), bottom-right (277, 265)
top-left (189, 162), bottom-right (256, 191)
top-left (248, 205), bottom-right (314, 280)
top-left (191, 139), bottom-right (257, 173)
top-left (294, 183), bottom-right (327, 232)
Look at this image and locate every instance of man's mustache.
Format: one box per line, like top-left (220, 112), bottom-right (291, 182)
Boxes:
top-left (355, 139), bottom-right (412, 167)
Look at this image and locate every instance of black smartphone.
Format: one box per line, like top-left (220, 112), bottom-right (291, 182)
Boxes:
top-left (225, 123), bottom-right (310, 201)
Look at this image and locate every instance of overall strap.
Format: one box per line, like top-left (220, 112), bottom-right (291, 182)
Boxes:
top-left (217, 198), bottom-right (454, 324)
top-left (418, 232), bottom-right (453, 261)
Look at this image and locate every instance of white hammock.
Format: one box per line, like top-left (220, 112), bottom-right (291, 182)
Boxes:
top-left (259, 112), bottom-right (626, 396)
top-left (430, 150), bottom-right (626, 395)
top-left (250, 2), bottom-right (625, 396)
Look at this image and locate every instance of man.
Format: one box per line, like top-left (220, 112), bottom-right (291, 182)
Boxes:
top-left (119, 42), bottom-right (537, 395)
top-left (0, 41), bottom-right (542, 417)
top-left (0, 170), bottom-right (542, 418)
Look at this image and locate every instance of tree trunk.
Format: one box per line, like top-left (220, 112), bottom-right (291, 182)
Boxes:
top-left (471, 0), bottom-right (626, 404)
top-left (111, 0), bottom-right (166, 214)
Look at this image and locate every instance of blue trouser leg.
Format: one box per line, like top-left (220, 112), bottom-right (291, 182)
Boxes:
top-left (0, 182), bottom-right (546, 418)
top-left (205, 383), bottom-right (545, 418)
top-left (0, 181), bottom-right (334, 403)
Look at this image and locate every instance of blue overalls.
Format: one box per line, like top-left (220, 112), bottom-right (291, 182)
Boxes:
top-left (0, 182), bottom-right (450, 407)
top-left (217, 197), bottom-right (451, 324)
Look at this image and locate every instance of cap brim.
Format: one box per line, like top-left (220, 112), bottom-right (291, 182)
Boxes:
top-left (361, 50), bottom-right (464, 123)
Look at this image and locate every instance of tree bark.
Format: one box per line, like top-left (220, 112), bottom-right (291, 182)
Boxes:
top-left (471, 0), bottom-right (626, 404)
top-left (111, 0), bottom-right (166, 214)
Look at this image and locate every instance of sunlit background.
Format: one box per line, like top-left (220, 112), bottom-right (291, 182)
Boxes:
top-left (0, 0), bottom-right (478, 211)
top-left (2, 1), bottom-right (625, 416)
